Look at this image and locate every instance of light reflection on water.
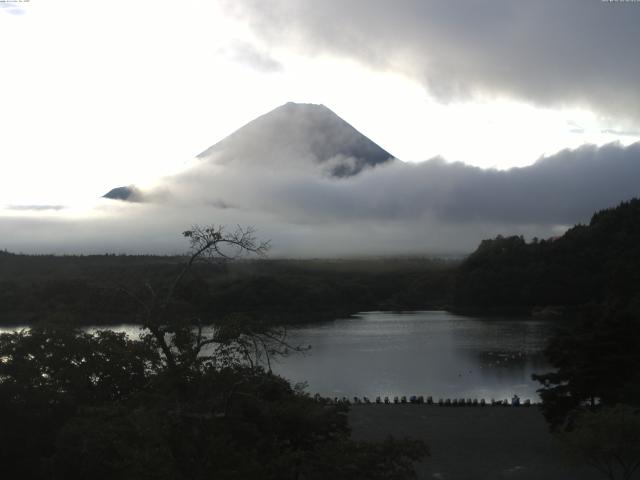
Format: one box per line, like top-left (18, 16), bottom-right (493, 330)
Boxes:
top-left (0, 311), bottom-right (554, 401)
top-left (271, 311), bottom-right (553, 402)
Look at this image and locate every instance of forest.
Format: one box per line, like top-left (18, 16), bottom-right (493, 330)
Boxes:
top-left (0, 251), bottom-right (456, 326)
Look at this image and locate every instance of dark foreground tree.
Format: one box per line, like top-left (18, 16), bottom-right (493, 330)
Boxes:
top-left (533, 308), bottom-right (640, 429)
top-left (0, 326), bottom-right (158, 480)
top-left (557, 405), bottom-right (640, 480)
top-left (0, 225), bottom-right (427, 479)
top-left (533, 301), bottom-right (640, 479)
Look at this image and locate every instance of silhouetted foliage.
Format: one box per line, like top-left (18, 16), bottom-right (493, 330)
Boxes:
top-left (533, 307), bottom-right (640, 429)
top-left (0, 225), bottom-right (427, 479)
top-left (0, 326), bottom-right (158, 480)
top-left (519, 200), bottom-right (640, 433)
top-left (557, 405), bottom-right (640, 480)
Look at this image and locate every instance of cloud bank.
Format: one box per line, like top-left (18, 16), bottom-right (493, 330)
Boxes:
top-left (145, 140), bottom-right (640, 227)
top-left (2, 140), bottom-right (639, 257)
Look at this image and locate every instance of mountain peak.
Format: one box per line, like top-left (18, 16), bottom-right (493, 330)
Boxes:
top-left (281, 101), bottom-right (328, 109)
top-left (197, 102), bottom-right (395, 176)
top-left (284, 101), bottom-right (324, 107)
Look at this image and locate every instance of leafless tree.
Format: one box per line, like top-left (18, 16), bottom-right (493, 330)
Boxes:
top-left (119, 224), bottom-right (302, 374)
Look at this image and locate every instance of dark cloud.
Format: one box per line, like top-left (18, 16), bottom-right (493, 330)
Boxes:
top-left (428, 143), bottom-right (640, 224)
top-left (226, 0), bottom-right (640, 124)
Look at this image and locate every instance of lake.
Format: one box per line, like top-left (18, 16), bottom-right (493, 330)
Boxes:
top-left (272, 311), bottom-right (553, 402)
top-left (0, 310), bottom-right (554, 401)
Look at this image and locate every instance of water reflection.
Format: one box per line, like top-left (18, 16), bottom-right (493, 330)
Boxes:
top-left (272, 311), bottom-right (553, 401)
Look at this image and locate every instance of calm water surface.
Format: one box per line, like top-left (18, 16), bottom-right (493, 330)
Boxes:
top-left (272, 311), bottom-right (553, 402)
top-left (1, 311), bottom-right (553, 401)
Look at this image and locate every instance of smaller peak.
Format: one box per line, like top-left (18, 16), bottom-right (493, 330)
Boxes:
top-left (103, 185), bottom-right (140, 202)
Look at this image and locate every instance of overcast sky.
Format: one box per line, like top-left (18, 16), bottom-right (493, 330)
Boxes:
top-left (1, 1), bottom-right (639, 255)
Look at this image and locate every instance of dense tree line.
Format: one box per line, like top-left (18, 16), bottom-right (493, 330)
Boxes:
top-left (454, 198), bottom-right (640, 312)
top-left (0, 254), bottom-right (455, 326)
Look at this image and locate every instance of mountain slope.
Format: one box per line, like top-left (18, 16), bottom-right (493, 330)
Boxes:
top-left (196, 102), bottom-right (395, 176)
